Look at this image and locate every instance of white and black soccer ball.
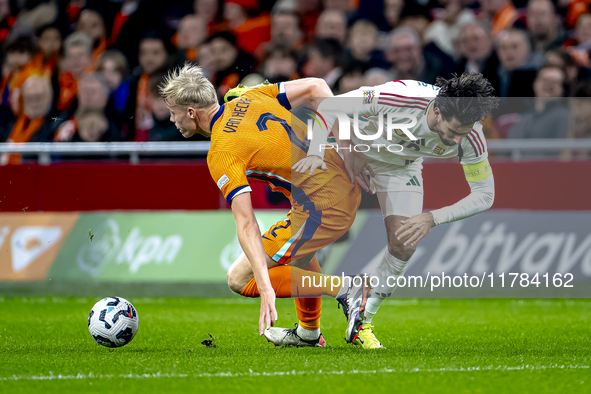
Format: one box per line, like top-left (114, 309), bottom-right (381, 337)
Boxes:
top-left (88, 297), bottom-right (139, 348)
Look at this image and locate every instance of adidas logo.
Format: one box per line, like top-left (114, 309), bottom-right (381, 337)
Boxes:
top-left (406, 176), bottom-right (421, 186)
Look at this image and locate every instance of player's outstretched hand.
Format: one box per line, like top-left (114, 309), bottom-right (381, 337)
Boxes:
top-left (259, 289), bottom-right (278, 336)
top-left (344, 149), bottom-right (375, 193)
top-left (395, 212), bottom-right (435, 246)
top-left (292, 155), bottom-right (328, 175)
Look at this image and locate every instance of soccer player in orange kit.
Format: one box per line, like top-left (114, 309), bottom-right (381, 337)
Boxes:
top-left (159, 64), bottom-right (370, 347)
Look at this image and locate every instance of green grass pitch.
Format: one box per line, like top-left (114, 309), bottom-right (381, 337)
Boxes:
top-left (1, 297), bottom-right (590, 393)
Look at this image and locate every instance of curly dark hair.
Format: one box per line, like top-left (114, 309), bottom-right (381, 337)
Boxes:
top-left (434, 72), bottom-right (499, 126)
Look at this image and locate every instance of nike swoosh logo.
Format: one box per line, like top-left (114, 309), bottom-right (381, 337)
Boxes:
top-left (262, 235), bottom-right (272, 241)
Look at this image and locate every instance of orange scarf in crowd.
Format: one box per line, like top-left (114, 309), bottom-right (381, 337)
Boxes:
top-left (170, 33), bottom-right (199, 61)
top-left (217, 72), bottom-right (240, 100)
top-left (5, 116), bottom-right (45, 164)
top-left (134, 73), bottom-right (153, 141)
top-left (108, 11), bottom-right (131, 47)
top-left (9, 54), bottom-right (56, 117)
top-left (233, 15), bottom-right (271, 55)
top-left (88, 39), bottom-right (107, 72)
top-left (491, 3), bottom-right (517, 36)
top-left (58, 72), bottom-right (78, 113)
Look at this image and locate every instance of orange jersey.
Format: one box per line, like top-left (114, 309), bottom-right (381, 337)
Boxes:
top-left (207, 83), bottom-right (355, 211)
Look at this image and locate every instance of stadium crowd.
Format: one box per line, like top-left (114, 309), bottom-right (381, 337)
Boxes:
top-left (1, 0), bottom-right (591, 159)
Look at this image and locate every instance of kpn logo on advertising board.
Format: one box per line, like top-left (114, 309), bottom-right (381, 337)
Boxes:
top-left (304, 107), bottom-right (418, 153)
top-left (77, 219), bottom-right (183, 277)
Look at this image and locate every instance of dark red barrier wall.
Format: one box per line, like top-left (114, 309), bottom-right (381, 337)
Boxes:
top-left (0, 162), bottom-right (221, 211)
top-left (422, 161), bottom-right (591, 210)
top-left (0, 161), bottom-right (589, 212)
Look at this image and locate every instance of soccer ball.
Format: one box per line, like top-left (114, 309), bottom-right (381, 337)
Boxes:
top-left (88, 297), bottom-right (139, 347)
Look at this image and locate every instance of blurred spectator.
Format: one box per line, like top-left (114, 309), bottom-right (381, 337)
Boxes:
top-left (194, 0), bottom-right (228, 34)
top-left (97, 50), bottom-right (129, 92)
top-left (383, 0), bottom-right (404, 30)
top-left (8, 25), bottom-right (63, 113)
top-left (13, 0), bottom-right (57, 31)
top-left (146, 70), bottom-right (205, 141)
top-left (303, 38), bottom-right (343, 89)
top-left (225, 0), bottom-right (271, 55)
top-left (397, 4), bottom-right (431, 43)
top-left (479, 0), bottom-right (517, 36)
top-left (197, 40), bottom-right (216, 80)
top-left (56, 107), bottom-right (120, 143)
top-left (76, 9), bottom-right (107, 72)
top-left (77, 109), bottom-right (110, 142)
top-left (146, 70), bottom-right (181, 141)
top-left (384, 27), bottom-right (455, 84)
top-left (567, 81), bottom-right (591, 140)
top-left (544, 50), bottom-right (587, 96)
top-left (37, 25), bottom-right (61, 65)
top-left (526, 0), bottom-right (567, 65)
top-left (292, 0), bottom-right (322, 42)
top-left (256, 11), bottom-right (303, 60)
top-left (96, 49), bottom-right (129, 114)
top-left (55, 73), bottom-right (120, 142)
top-left (563, 14), bottom-right (591, 68)
top-left (564, 14), bottom-right (591, 48)
top-left (456, 23), bottom-right (496, 74)
top-left (1, 35), bottom-right (37, 113)
top-left (315, 10), bottom-right (347, 45)
top-left (483, 29), bottom-right (537, 97)
top-left (337, 60), bottom-right (365, 93)
top-left (1, 76), bottom-right (57, 164)
top-left (124, 32), bottom-right (173, 141)
top-left (9, 27), bottom-right (61, 117)
top-left (0, 0), bottom-right (15, 43)
top-left (563, 82), bottom-right (591, 160)
top-left (62, 32), bottom-right (93, 80)
top-left (345, 19), bottom-right (389, 71)
top-left (206, 31), bottom-right (255, 100)
top-left (363, 67), bottom-right (394, 86)
top-left (175, 15), bottom-right (207, 62)
top-left (322, 0), bottom-right (355, 12)
top-left (507, 65), bottom-right (569, 139)
top-left (423, 0), bottom-right (475, 57)
top-left (564, 0), bottom-right (591, 30)
top-left (58, 32), bottom-right (92, 115)
top-left (262, 45), bottom-right (299, 82)
top-left (78, 72), bottom-right (109, 110)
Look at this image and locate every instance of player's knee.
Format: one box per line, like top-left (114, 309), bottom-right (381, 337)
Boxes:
top-left (387, 238), bottom-right (416, 261)
top-left (226, 265), bottom-right (246, 294)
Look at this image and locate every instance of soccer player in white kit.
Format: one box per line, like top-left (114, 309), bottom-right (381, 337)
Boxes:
top-left (293, 73), bottom-right (499, 348)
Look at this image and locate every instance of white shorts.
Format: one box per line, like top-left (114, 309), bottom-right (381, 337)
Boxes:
top-left (369, 161), bottom-right (424, 219)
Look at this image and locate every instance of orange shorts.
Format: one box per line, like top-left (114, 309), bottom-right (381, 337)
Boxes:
top-left (262, 184), bottom-right (361, 265)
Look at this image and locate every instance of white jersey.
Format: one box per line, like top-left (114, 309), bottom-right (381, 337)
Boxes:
top-left (307, 79), bottom-right (495, 226)
top-left (309, 80), bottom-right (488, 167)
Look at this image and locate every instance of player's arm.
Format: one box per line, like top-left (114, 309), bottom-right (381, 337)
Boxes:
top-left (396, 162), bottom-right (495, 246)
top-left (291, 86), bottom-right (381, 176)
top-left (283, 77), bottom-right (333, 109)
top-left (230, 193), bottom-right (278, 335)
top-left (430, 160), bottom-right (495, 225)
top-left (396, 127), bottom-right (495, 246)
top-left (209, 152), bottom-right (277, 334)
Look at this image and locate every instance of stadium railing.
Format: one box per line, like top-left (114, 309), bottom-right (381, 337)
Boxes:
top-left (0, 139), bottom-right (590, 163)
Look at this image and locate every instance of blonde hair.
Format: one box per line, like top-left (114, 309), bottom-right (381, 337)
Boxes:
top-left (159, 63), bottom-right (217, 108)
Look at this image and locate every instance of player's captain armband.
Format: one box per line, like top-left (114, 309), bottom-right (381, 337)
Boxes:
top-left (462, 159), bottom-right (492, 182)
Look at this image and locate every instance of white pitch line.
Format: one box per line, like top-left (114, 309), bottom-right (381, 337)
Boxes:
top-left (0, 365), bottom-right (588, 381)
